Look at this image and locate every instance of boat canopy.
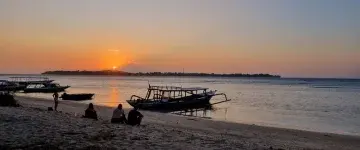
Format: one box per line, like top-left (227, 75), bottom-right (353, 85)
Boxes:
top-left (159, 87), bottom-right (208, 92)
top-left (10, 76), bottom-right (49, 79)
top-left (148, 85), bottom-right (182, 90)
top-left (148, 85), bottom-right (208, 92)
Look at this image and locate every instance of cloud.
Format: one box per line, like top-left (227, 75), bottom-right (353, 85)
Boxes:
top-left (127, 60), bottom-right (138, 65)
top-left (108, 49), bottom-right (119, 52)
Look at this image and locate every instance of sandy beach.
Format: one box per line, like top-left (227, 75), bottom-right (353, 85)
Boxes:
top-left (0, 96), bottom-right (359, 150)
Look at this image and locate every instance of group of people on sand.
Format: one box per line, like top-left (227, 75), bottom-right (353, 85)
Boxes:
top-left (83, 103), bottom-right (144, 126)
top-left (110, 104), bottom-right (144, 126)
top-left (52, 92), bottom-right (143, 126)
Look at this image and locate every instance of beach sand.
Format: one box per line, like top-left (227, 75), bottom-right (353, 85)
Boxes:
top-left (0, 96), bottom-right (359, 150)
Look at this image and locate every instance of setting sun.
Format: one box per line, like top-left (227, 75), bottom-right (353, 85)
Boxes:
top-left (98, 48), bottom-right (136, 71)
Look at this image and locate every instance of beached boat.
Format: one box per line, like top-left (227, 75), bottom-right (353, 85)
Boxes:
top-left (126, 85), bottom-right (230, 111)
top-left (8, 76), bottom-right (54, 87)
top-left (60, 93), bottom-right (94, 101)
top-left (23, 83), bottom-right (70, 93)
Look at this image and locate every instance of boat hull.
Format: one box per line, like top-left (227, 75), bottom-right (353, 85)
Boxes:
top-left (61, 94), bottom-right (94, 101)
top-left (126, 95), bottom-right (214, 112)
top-left (0, 85), bottom-right (26, 92)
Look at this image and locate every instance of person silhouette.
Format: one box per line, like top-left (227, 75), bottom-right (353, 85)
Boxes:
top-left (83, 103), bottom-right (98, 120)
top-left (127, 106), bottom-right (143, 126)
top-left (52, 92), bottom-right (59, 111)
top-left (111, 104), bottom-right (127, 124)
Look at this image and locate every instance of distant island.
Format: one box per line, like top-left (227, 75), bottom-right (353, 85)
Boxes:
top-left (42, 70), bottom-right (281, 78)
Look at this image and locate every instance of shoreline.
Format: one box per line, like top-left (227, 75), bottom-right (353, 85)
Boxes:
top-left (0, 95), bottom-right (358, 149)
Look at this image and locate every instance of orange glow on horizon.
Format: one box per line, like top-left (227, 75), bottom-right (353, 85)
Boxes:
top-left (99, 48), bottom-right (136, 71)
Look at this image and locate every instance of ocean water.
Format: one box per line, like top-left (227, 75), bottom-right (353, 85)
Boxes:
top-left (2, 75), bottom-right (360, 136)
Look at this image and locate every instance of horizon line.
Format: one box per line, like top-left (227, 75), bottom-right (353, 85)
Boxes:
top-left (0, 73), bottom-right (359, 80)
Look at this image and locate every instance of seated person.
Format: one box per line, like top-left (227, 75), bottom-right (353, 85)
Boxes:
top-left (127, 106), bottom-right (143, 126)
top-left (83, 103), bottom-right (98, 120)
top-left (111, 104), bottom-right (127, 124)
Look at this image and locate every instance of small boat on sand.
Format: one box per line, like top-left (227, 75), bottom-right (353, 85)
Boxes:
top-left (23, 83), bottom-right (70, 93)
top-left (60, 93), bottom-right (94, 101)
top-left (126, 84), bottom-right (230, 111)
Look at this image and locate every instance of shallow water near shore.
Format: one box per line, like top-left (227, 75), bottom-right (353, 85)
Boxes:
top-left (2, 75), bottom-right (360, 136)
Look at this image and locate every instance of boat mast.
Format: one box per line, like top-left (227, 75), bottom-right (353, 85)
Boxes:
top-left (145, 80), bottom-right (151, 100)
top-left (181, 68), bottom-right (184, 97)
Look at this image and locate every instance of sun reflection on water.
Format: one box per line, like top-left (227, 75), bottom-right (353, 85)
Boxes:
top-left (107, 87), bottom-right (120, 107)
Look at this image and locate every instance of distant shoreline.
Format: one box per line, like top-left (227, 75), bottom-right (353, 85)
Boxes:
top-left (41, 70), bottom-right (281, 78)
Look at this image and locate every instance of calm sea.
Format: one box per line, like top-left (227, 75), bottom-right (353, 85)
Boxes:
top-left (2, 75), bottom-right (360, 136)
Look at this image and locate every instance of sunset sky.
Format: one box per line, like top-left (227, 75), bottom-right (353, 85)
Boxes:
top-left (0, 0), bottom-right (359, 78)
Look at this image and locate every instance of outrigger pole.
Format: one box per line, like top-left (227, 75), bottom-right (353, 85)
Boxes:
top-left (209, 93), bottom-right (231, 106)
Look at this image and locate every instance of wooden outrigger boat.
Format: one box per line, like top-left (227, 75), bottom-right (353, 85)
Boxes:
top-left (23, 83), bottom-right (70, 93)
top-left (126, 85), bottom-right (230, 111)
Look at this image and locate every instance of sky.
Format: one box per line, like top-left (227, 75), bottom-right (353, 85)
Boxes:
top-left (0, 0), bottom-right (359, 78)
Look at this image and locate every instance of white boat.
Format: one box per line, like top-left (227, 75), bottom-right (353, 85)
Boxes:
top-left (8, 76), bottom-right (54, 87)
top-left (23, 83), bottom-right (70, 93)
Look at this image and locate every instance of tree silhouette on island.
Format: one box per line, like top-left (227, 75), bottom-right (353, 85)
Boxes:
top-left (42, 70), bottom-right (281, 78)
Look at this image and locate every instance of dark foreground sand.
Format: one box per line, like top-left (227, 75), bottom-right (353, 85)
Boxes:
top-left (0, 96), bottom-right (359, 150)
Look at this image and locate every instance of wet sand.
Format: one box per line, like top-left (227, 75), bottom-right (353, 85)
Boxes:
top-left (0, 96), bottom-right (359, 150)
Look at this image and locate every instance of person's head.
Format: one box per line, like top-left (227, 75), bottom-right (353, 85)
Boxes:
top-left (88, 103), bottom-right (94, 109)
top-left (117, 104), bottom-right (122, 109)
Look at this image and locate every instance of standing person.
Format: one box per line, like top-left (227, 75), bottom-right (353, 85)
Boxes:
top-left (127, 106), bottom-right (143, 126)
top-left (52, 92), bottom-right (59, 111)
top-left (83, 103), bottom-right (98, 120)
top-left (111, 104), bottom-right (127, 124)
